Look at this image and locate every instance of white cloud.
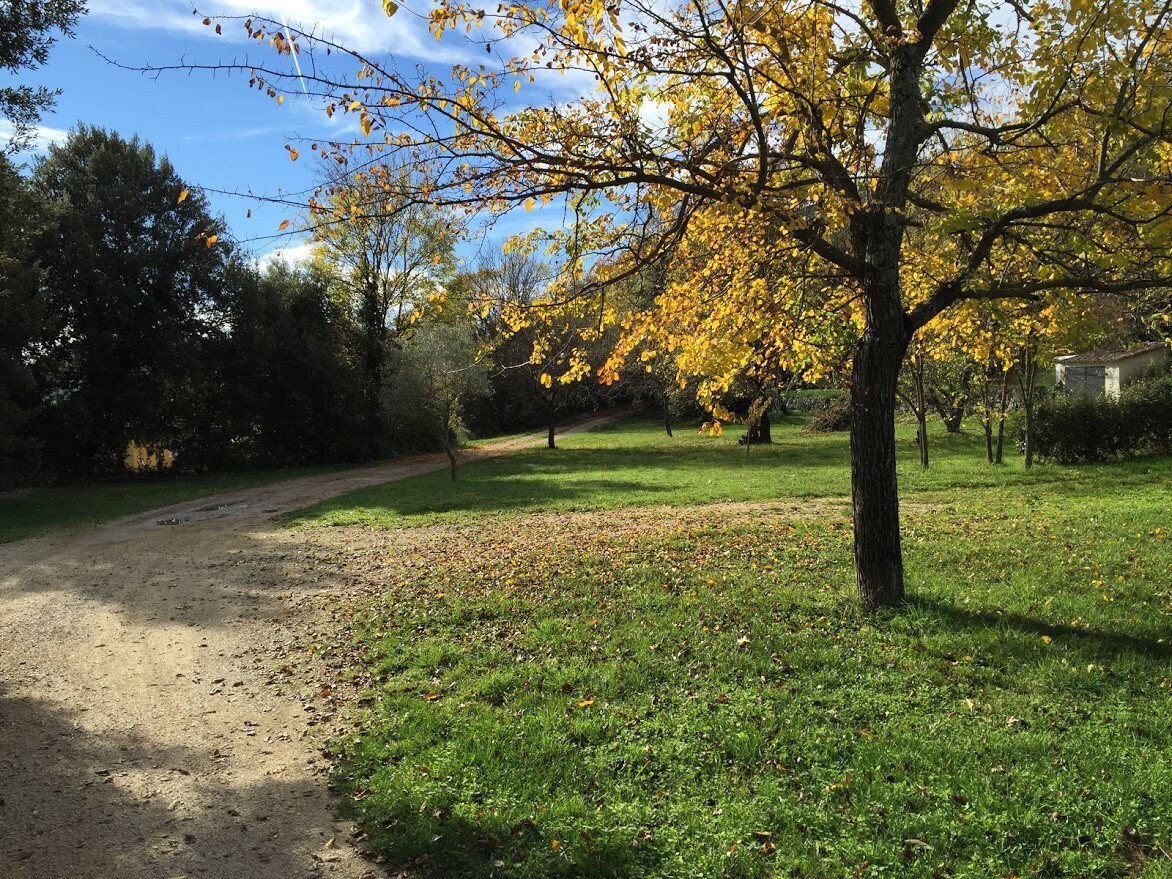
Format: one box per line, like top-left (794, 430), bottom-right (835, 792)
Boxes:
top-left (0, 120), bottom-right (71, 152)
top-left (258, 241), bottom-right (316, 268)
top-left (89, 0), bottom-right (468, 63)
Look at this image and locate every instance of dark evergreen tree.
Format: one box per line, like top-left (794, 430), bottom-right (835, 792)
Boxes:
top-left (32, 126), bottom-right (228, 475)
top-left (213, 259), bottom-right (373, 466)
top-left (0, 153), bottom-right (48, 484)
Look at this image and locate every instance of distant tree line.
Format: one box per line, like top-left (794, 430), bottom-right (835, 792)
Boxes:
top-left (0, 127), bottom-right (616, 487)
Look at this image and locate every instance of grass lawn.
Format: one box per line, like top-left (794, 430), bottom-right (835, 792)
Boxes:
top-left (292, 416), bottom-right (1172, 878)
top-left (0, 463), bottom-right (352, 544)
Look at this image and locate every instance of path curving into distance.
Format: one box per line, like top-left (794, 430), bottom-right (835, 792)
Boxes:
top-left (0, 412), bottom-right (619, 879)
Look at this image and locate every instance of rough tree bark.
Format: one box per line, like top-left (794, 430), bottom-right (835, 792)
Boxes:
top-left (851, 213), bottom-right (912, 609)
top-left (851, 332), bottom-right (910, 610)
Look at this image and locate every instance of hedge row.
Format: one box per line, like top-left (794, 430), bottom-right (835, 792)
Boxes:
top-left (1033, 372), bottom-right (1172, 463)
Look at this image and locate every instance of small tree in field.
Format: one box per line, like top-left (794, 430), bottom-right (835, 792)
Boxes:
top-left (178, 0), bottom-right (1172, 608)
top-left (468, 251), bottom-right (607, 448)
top-left (383, 317), bottom-right (490, 476)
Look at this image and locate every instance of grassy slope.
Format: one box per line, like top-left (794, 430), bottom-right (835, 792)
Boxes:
top-left (294, 417), bottom-right (1172, 878)
top-left (0, 463), bottom-right (351, 544)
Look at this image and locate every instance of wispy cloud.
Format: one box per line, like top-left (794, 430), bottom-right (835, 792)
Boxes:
top-left (0, 120), bottom-right (71, 152)
top-left (89, 0), bottom-right (467, 63)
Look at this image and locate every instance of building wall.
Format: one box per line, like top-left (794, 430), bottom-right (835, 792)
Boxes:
top-left (1056, 348), bottom-right (1168, 398)
top-left (1115, 348), bottom-right (1168, 391)
top-left (1105, 366), bottom-right (1120, 398)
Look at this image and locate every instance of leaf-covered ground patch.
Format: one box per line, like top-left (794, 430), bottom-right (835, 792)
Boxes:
top-left (294, 430), bottom-right (1172, 879)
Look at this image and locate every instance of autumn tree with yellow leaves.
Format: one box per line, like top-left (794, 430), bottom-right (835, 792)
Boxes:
top-left (179, 0), bottom-right (1172, 608)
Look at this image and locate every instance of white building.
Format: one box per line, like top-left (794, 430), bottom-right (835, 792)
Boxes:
top-left (1055, 342), bottom-right (1168, 398)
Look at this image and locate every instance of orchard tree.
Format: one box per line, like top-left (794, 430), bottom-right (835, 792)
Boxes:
top-left (383, 316), bottom-right (491, 475)
top-left (602, 208), bottom-right (858, 432)
top-left (181, 0), bottom-right (1172, 607)
top-left (468, 250), bottom-right (607, 448)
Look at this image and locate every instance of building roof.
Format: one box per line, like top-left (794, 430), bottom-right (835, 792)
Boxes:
top-left (1058, 341), bottom-right (1167, 365)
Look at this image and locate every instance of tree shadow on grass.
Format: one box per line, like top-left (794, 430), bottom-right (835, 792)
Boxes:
top-left (343, 795), bottom-right (661, 879)
top-left (305, 476), bottom-right (678, 521)
top-left (908, 596), bottom-right (1172, 663)
top-left (302, 441), bottom-right (854, 524)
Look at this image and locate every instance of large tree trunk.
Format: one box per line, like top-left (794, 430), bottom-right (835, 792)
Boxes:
top-left (850, 50), bottom-right (925, 608)
top-left (547, 406), bottom-right (556, 449)
top-left (758, 410), bottom-right (771, 444)
top-left (850, 290), bottom-right (911, 610)
top-left (851, 337), bottom-right (908, 609)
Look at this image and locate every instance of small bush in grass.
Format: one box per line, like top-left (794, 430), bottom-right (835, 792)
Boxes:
top-left (802, 398), bottom-right (851, 433)
top-left (1034, 372), bottom-right (1172, 463)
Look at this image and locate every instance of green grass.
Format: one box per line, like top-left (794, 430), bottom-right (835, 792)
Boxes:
top-left (294, 416), bottom-right (1172, 878)
top-left (291, 416), bottom-right (1172, 528)
top-left (0, 463), bottom-right (352, 543)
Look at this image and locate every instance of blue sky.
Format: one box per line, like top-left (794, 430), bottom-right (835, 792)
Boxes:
top-left (19, 0), bottom-right (574, 264)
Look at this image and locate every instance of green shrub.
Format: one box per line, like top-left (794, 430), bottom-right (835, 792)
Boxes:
top-left (1034, 371), bottom-right (1172, 463)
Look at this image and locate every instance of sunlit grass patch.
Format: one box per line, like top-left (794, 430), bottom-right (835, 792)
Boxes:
top-left (295, 421), bottom-right (1172, 877)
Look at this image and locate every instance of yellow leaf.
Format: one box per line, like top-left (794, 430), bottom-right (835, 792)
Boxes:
top-left (1041, 635), bottom-right (1052, 644)
top-left (524, 197), bottom-right (536, 211)
top-left (278, 219), bottom-right (291, 231)
top-left (382, 0), bottom-right (399, 15)
top-left (288, 148), bottom-right (299, 161)
top-left (177, 189), bottom-right (189, 203)
top-left (423, 691), bottom-right (441, 702)
top-left (348, 100), bottom-right (362, 112)
top-left (276, 94), bottom-right (284, 105)
top-left (205, 235), bottom-right (219, 248)
top-left (360, 114), bottom-right (373, 137)
top-left (539, 373), bottom-right (553, 388)
top-left (576, 697), bottom-right (595, 708)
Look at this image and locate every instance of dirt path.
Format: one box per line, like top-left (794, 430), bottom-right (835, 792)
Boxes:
top-left (0, 413), bottom-right (617, 879)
